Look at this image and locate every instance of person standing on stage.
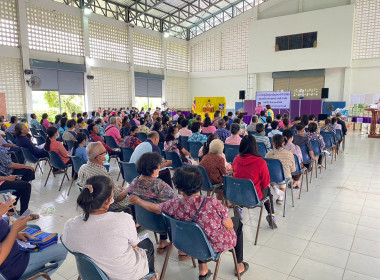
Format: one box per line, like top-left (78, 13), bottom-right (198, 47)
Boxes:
top-left (255, 102), bottom-right (264, 115)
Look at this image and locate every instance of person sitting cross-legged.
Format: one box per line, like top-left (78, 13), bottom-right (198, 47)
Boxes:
top-left (129, 166), bottom-right (249, 279)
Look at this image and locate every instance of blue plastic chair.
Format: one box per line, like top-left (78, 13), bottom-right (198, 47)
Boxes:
top-left (263, 158), bottom-right (294, 217)
top-left (158, 142), bottom-right (165, 158)
top-left (299, 145), bottom-right (314, 184)
top-left (336, 129), bottom-right (345, 151)
top-left (164, 151), bottom-right (183, 169)
top-left (179, 136), bottom-right (189, 151)
top-left (38, 129), bottom-right (47, 139)
top-left (30, 127), bottom-right (39, 137)
top-left (0, 263), bottom-right (59, 280)
top-left (163, 213), bottom-right (241, 280)
top-left (120, 147), bottom-right (134, 162)
top-left (136, 132), bottom-right (147, 142)
top-left (5, 132), bottom-right (15, 144)
top-left (68, 156), bottom-right (86, 196)
top-left (119, 161), bottom-right (139, 186)
top-left (292, 154), bottom-right (308, 199)
top-left (65, 140), bottom-right (75, 152)
top-left (81, 128), bottom-right (90, 138)
top-left (257, 142), bottom-right (268, 157)
top-left (134, 204), bottom-right (172, 279)
top-left (188, 141), bottom-right (203, 160)
top-left (44, 151), bottom-right (72, 191)
top-left (311, 140), bottom-right (323, 177)
top-left (196, 165), bottom-right (221, 196)
top-left (321, 133), bottom-right (335, 163)
top-left (265, 128), bottom-right (272, 136)
top-left (223, 176), bottom-right (274, 245)
top-left (104, 135), bottom-right (119, 149)
top-left (121, 127), bottom-right (130, 138)
top-left (224, 144), bottom-right (239, 163)
top-left (248, 131), bottom-right (257, 136)
top-left (20, 147), bottom-right (49, 174)
top-left (34, 135), bottom-right (46, 146)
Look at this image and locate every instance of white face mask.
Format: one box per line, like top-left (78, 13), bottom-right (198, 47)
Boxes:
top-left (174, 132), bottom-right (180, 139)
top-left (110, 197), bottom-right (114, 204)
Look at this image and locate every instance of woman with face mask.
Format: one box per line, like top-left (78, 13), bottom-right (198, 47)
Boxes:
top-left (164, 126), bottom-right (195, 165)
top-left (71, 132), bottom-right (88, 163)
top-left (77, 142), bottom-right (129, 212)
top-left (63, 175), bottom-right (157, 280)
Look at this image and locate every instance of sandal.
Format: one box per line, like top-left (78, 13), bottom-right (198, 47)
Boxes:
top-left (156, 244), bottom-right (170, 254)
top-left (29, 214), bottom-right (40, 220)
top-left (235, 262), bottom-right (249, 277)
top-left (178, 253), bottom-right (191, 261)
top-left (199, 269), bottom-right (212, 280)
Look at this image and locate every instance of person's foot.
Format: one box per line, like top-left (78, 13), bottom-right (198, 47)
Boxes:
top-left (276, 199), bottom-right (283, 205)
top-left (266, 215), bottom-right (278, 228)
top-left (156, 240), bottom-right (170, 254)
top-left (234, 262), bottom-right (250, 276)
top-left (199, 269), bottom-right (212, 280)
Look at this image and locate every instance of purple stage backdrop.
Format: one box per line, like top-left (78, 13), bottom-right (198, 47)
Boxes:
top-left (244, 99), bottom-right (323, 119)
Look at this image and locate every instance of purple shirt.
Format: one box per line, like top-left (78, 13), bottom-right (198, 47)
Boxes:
top-left (214, 128), bottom-right (231, 142)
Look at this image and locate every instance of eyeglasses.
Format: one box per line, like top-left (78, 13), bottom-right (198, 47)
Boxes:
top-left (95, 151), bottom-right (107, 158)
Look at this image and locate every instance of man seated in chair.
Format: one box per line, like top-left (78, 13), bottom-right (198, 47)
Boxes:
top-left (129, 166), bottom-right (249, 279)
top-left (77, 142), bottom-right (129, 212)
top-left (87, 124), bottom-right (122, 161)
top-left (62, 119), bottom-right (77, 142)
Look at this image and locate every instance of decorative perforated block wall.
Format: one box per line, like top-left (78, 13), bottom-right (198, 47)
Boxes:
top-left (0, 0), bottom-right (18, 47)
top-left (353, 0), bottom-right (380, 59)
top-left (0, 57), bottom-right (25, 116)
top-left (27, 4), bottom-right (84, 56)
top-left (133, 32), bottom-right (163, 68)
top-left (221, 20), bottom-right (249, 70)
top-left (89, 20), bottom-right (129, 63)
top-left (165, 76), bottom-right (189, 109)
top-left (166, 41), bottom-right (189, 72)
top-left (191, 34), bottom-right (220, 72)
top-left (90, 67), bottom-right (130, 109)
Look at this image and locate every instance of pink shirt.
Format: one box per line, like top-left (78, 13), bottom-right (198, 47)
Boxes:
top-left (201, 126), bottom-right (216, 134)
top-left (105, 125), bottom-right (121, 144)
top-left (42, 119), bottom-right (51, 130)
top-left (255, 105), bottom-right (264, 115)
top-left (225, 134), bottom-right (242, 145)
top-left (49, 140), bottom-right (70, 164)
top-left (178, 128), bottom-right (192, 137)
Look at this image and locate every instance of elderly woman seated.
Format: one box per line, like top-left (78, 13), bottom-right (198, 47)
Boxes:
top-left (63, 175), bottom-right (156, 280)
top-left (129, 166), bottom-right (249, 279)
top-left (127, 152), bottom-right (177, 255)
top-left (77, 142), bottom-right (129, 212)
top-left (225, 123), bottom-right (242, 146)
top-left (14, 123), bottom-right (49, 159)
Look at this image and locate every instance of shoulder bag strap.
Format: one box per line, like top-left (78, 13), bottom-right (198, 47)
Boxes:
top-left (191, 197), bottom-right (207, 222)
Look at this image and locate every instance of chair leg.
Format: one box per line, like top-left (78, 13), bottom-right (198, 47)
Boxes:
top-left (213, 255), bottom-right (223, 280)
top-left (44, 167), bottom-right (53, 187)
top-left (283, 183), bottom-right (287, 217)
top-left (117, 170), bottom-right (121, 181)
top-left (315, 160), bottom-right (318, 178)
top-left (36, 161), bottom-right (43, 174)
top-left (289, 181), bottom-right (294, 207)
top-left (159, 243), bottom-right (173, 280)
top-left (191, 257), bottom-right (197, 268)
top-left (305, 171), bottom-right (309, 192)
top-left (309, 163), bottom-right (313, 184)
top-left (68, 178), bottom-right (75, 196)
top-left (298, 172), bottom-right (304, 199)
top-left (59, 170), bottom-right (67, 191)
top-left (255, 203), bottom-right (265, 245)
top-left (122, 180), bottom-right (125, 188)
top-left (231, 248), bottom-right (241, 280)
top-left (27, 272), bottom-right (52, 280)
top-left (154, 233), bottom-right (159, 244)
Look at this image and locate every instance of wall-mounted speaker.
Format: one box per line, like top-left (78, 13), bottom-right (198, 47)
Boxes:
top-left (239, 90), bottom-right (245, 100)
top-left (321, 88), bottom-right (329, 99)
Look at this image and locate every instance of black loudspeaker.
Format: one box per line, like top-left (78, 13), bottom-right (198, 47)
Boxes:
top-left (321, 88), bottom-right (329, 99)
top-left (318, 114), bottom-right (328, 121)
top-left (239, 90), bottom-right (245, 100)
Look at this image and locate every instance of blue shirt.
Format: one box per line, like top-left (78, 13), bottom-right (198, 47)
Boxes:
top-left (71, 146), bottom-right (88, 162)
top-left (0, 135), bottom-right (10, 152)
top-left (214, 128), bottom-right (231, 143)
top-left (30, 119), bottom-right (41, 129)
top-left (129, 142), bottom-right (153, 164)
top-left (188, 132), bottom-right (207, 143)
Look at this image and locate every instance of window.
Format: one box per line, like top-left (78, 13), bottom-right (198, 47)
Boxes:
top-left (0, 0), bottom-right (18, 47)
top-left (275, 32), bottom-right (317, 51)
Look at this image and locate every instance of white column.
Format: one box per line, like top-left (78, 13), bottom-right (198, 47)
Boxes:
top-left (82, 11), bottom-right (92, 112)
top-left (162, 34), bottom-right (167, 108)
top-left (16, 0), bottom-right (33, 120)
top-left (343, 67), bottom-right (352, 106)
top-left (129, 25), bottom-right (135, 107)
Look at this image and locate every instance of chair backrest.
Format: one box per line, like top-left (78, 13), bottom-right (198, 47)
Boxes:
top-left (82, 128), bottom-right (90, 138)
top-left (196, 165), bottom-right (214, 191)
top-left (311, 140), bottom-right (322, 156)
top-left (40, 125), bottom-right (47, 133)
top-left (299, 145), bottom-right (312, 164)
top-left (65, 140), bottom-right (75, 152)
top-left (158, 142), bottom-right (165, 158)
top-left (248, 131), bottom-right (257, 136)
top-left (162, 213), bottom-right (217, 261)
top-left (120, 147), bottom-right (134, 162)
top-left (35, 135), bottom-right (46, 146)
top-left (224, 144), bottom-right (239, 163)
top-left (30, 127), bottom-right (39, 137)
top-left (48, 151), bottom-right (68, 170)
top-left (136, 132), bottom-right (147, 142)
top-left (188, 141), bottom-right (203, 159)
top-left (321, 134), bottom-right (333, 149)
top-left (292, 154), bottom-right (302, 175)
top-left (71, 156), bottom-right (86, 174)
top-left (265, 128), bottom-right (272, 136)
top-left (5, 132), bottom-right (15, 144)
top-left (257, 142), bottom-right (268, 157)
top-left (164, 151), bottom-right (183, 169)
top-left (335, 129), bottom-right (343, 141)
top-left (119, 161), bottom-right (139, 184)
top-left (104, 136), bottom-right (118, 149)
top-left (20, 147), bottom-right (39, 164)
top-left (179, 136), bottom-right (189, 151)
top-left (223, 176), bottom-right (261, 206)
top-left (135, 204), bottom-right (168, 234)
top-left (321, 131), bottom-right (336, 143)
top-left (263, 158), bottom-right (286, 183)
top-left (39, 129), bottom-right (47, 139)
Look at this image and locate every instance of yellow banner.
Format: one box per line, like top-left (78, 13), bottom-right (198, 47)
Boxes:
top-left (193, 97), bottom-right (226, 119)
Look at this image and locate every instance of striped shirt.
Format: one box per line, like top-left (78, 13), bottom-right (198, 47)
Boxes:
top-left (77, 161), bottom-right (129, 211)
top-left (254, 134), bottom-right (271, 149)
top-left (265, 148), bottom-right (296, 179)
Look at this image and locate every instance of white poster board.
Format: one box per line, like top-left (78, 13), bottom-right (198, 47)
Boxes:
top-left (256, 91), bottom-right (291, 110)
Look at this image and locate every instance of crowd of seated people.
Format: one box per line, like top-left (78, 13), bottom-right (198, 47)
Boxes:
top-left (0, 106), bottom-right (347, 279)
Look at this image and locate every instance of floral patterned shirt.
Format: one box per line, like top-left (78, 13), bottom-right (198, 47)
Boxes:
top-left (214, 128), bottom-right (231, 143)
top-left (305, 132), bottom-right (325, 149)
top-left (159, 196), bottom-right (236, 252)
top-left (188, 132), bottom-right (207, 143)
top-left (128, 177), bottom-right (176, 203)
top-left (124, 136), bottom-right (142, 149)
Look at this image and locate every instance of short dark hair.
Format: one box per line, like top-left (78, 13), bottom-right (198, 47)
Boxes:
top-left (10, 116), bottom-right (17, 123)
top-left (88, 123), bottom-right (96, 134)
top-left (308, 122), bottom-right (318, 133)
top-left (152, 121), bottom-right (162, 132)
top-left (309, 114), bottom-right (315, 121)
top-left (266, 116), bottom-right (272, 124)
top-left (272, 134), bottom-right (284, 149)
top-left (173, 166), bottom-right (203, 196)
top-left (251, 115), bottom-right (258, 123)
top-left (203, 117), bottom-right (212, 127)
top-left (181, 119), bottom-right (189, 127)
top-left (276, 114), bottom-right (281, 120)
top-left (296, 124), bottom-right (305, 131)
top-left (239, 135), bottom-right (261, 157)
top-left (136, 152), bottom-right (161, 176)
top-left (230, 123), bottom-right (240, 135)
top-left (190, 122), bottom-right (201, 133)
top-left (214, 111), bottom-right (220, 117)
top-left (282, 129), bottom-right (293, 144)
top-left (228, 112), bottom-right (233, 117)
top-left (325, 118), bottom-right (331, 124)
top-left (218, 119), bottom-right (225, 127)
top-left (271, 121), bottom-right (279, 130)
top-left (30, 113), bottom-right (36, 119)
top-left (294, 116), bottom-right (301, 121)
top-left (256, 123), bottom-right (264, 133)
top-left (55, 115), bottom-right (62, 124)
top-left (67, 119), bottom-right (77, 128)
top-left (130, 125), bottom-right (139, 134)
top-left (260, 111), bottom-right (265, 116)
top-left (283, 118), bottom-right (289, 127)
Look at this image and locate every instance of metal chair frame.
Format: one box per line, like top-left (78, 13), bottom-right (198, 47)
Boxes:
top-left (44, 151), bottom-right (72, 191)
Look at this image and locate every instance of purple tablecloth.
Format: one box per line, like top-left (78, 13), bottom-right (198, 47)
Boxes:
top-left (243, 115), bottom-right (251, 125)
top-left (171, 111), bottom-right (191, 117)
top-left (352, 117), bottom-right (380, 124)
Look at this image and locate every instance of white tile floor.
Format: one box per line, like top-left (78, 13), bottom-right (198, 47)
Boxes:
top-left (24, 131), bottom-right (380, 280)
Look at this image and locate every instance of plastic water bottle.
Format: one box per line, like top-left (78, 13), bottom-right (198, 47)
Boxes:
top-left (40, 205), bottom-right (55, 215)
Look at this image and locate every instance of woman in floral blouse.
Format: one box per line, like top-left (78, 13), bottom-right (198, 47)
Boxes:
top-left (124, 126), bottom-right (142, 149)
top-left (283, 129), bottom-right (303, 188)
top-left (306, 122), bottom-right (325, 168)
top-left (129, 166), bottom-right (249, 279)
top-left (188, 122), bottom-right (207, 143)
top-left (128, 152), bottom-right (177, 255)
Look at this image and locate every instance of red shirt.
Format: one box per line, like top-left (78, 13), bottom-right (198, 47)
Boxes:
top-left (232, 154), bottom-right (270, 200)
top-left (90, 134), bottom-right (113, 152)
top-left (49, 140), bottom-right (70, 164)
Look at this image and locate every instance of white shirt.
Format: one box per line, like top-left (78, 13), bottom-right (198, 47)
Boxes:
top-left (63, 212), bottom-right (149, 280)
top-left (268, 129), bottom-right (282, 138)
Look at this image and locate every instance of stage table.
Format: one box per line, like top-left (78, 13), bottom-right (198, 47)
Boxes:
top-left (243, 115), bottom-right (252, 125)
top-left (351, 117), bottom-right (380, 124)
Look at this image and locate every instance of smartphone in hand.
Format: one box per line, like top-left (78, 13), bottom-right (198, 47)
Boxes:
top-left (20, 209), bottom-right (31, 218)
